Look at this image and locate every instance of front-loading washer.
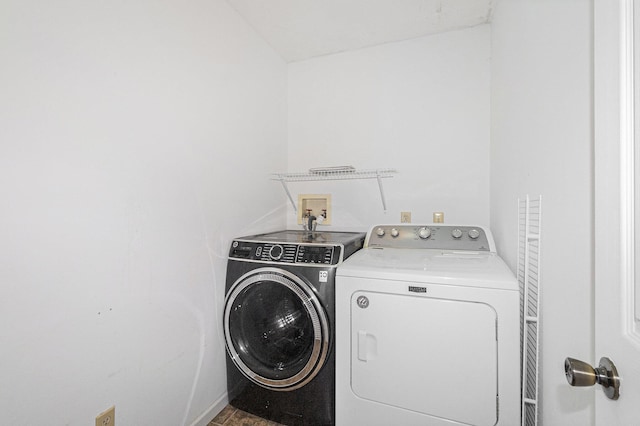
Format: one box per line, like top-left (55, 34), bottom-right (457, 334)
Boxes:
top-left (335, 224), bottom-right (520, 426)
top-left (224, 229), bottom-right (365, 425)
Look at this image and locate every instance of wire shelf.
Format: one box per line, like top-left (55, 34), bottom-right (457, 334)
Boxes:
top-left (271, 168), bottom-right (397, 211)
top-left (272, 168), bottom-right (397, 182)
top-left (519, 195), bottom-right (542, 426)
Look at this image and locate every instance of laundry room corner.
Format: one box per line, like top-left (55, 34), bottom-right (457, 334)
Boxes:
top-left (285, 25), bottom-right (491, 230)
top-left (2, 0), bottom-right (612, 424)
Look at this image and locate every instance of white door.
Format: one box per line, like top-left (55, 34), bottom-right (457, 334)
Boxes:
top-left (594, 0), bottom-right (640, 423)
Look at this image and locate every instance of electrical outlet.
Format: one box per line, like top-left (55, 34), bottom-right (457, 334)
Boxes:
top-left (433, 212), bottom-right (444, 223)
top-left (400, 212), bottom-right (411, 223)
top-left (96, 406), bottom-right (115, 426)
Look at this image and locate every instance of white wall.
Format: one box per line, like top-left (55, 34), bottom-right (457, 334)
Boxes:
top-left (0, 1), bottom-right (286, 425)
top-left (490, 1), bottom-right (594, 425)
top-left (286, 25), bottom-right (491, 230)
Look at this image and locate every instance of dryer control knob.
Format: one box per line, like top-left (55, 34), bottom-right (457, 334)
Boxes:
top-left (418, 227), bottom-right (432, 239)
top-left (390, 228), bottom-right (400, 238)
top-left (376, 227), bottom-right (385, 237)
top-left (451, 228), bottom-right (463, 239)
top-left (468, 229), bottom-right (480, 239)
top-left (269, 244), bottom-right (284, 260)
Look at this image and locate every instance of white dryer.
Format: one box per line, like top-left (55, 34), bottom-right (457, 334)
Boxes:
top-left (335, 224), bottom-right (520, 426)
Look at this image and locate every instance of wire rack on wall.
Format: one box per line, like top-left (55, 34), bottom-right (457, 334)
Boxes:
top-left (271, 167), bottom-right (397, 212)
top-left (518, 195), bottom-right (542, 426)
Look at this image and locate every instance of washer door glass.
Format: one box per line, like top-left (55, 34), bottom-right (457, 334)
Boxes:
top-left (224, 268), bottom-right (329, 391)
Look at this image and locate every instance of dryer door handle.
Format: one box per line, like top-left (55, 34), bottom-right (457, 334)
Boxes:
top-left (357, 330), bottom-right (377, 362)
top-left (358, 331), bottom-right (368, 361)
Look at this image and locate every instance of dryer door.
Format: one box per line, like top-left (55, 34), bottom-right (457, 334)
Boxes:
top-left (351, 291), bottom-right (498, 426)
top-left (224, 267), bottom-right (330, 391)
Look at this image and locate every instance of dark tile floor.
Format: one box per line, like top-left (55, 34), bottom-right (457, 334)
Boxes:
top-left (207, 405), bottom-right (283, 426)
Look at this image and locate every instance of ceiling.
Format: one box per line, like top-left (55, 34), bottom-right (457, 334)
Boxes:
top-left (226, 0), bottom-right (494, 62)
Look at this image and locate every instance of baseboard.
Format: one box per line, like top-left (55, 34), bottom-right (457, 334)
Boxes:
top-left (189, 392), bottom-right (229, 426)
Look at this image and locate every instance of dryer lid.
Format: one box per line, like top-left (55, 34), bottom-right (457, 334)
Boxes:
top-left (337, 248), bottom-right (518, 290)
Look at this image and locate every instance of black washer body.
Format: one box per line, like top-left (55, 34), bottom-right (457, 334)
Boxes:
top-left (224, 230), bottom-right (365, 426)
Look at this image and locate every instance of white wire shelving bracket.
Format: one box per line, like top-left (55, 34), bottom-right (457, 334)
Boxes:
top-left (518, 195), bottom-right (542, 426)
top-left (271, 168), bottom-right (397, 212)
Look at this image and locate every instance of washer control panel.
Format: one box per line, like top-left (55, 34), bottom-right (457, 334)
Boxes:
top-left (366, 225), bottom-right (492, 252)
top-left (230, 241), bottom-right (338, 265)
